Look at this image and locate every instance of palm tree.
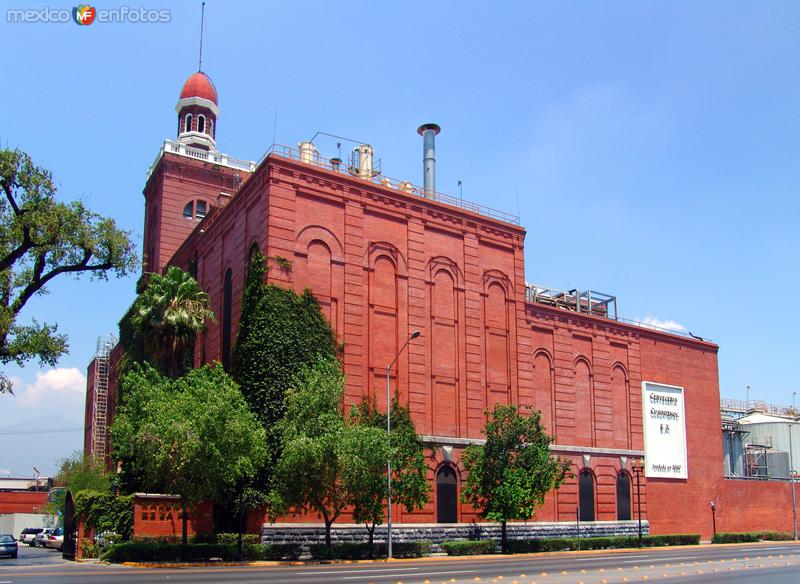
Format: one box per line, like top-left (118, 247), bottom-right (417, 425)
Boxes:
top-left (131, 266), bottom-right (215, 378)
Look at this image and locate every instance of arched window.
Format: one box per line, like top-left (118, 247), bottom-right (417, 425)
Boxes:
top-left (184, 114), bottom-right (193, 133)
top-left (436, 465), bottom-right (458, 523)
top-left (183, 202), bottom-right (194, 219)
top-left (197, 114), bottom-right (206, 134)
top-left (616, 472), bottom-right (632, 520)
top-left (195, 200), bottom-right (207, 220)
top-left (221, 269), bottom-right (233, 371)
top-left (207, 119), bottom-right (214, 139)
top-left (578, 470), bottom-right (595, 522)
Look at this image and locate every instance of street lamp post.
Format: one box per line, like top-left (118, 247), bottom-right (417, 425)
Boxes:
top-left (709, 500), bottom-right (717, 541)
top-left (789, 421), bottom-right (797, 541)
top-left (386, 330), bottom-right (421, 560)
top-left (631, 458), bottom-right (645, 548)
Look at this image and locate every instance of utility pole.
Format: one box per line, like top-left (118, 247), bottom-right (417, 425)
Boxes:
top-left (789, 421), bottom-right (797, 540)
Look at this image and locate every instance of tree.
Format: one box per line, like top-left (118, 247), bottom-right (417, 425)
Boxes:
top-left (111, 363), bottom-right (267, 544)
top-left (348, 396), bottom-right (430, 552)
top-left (232, 250), bottom-right (338, 489)
top-left (121, 266), bottom-right (214, 379)
top-left (271, 358), bottom-right (366, 548)
top-left (39, 451), bottom-right (111, 520)
top-left (461, 404), bottom-right (570, 553)
top-left (0, 148), bottom-right (137, 393)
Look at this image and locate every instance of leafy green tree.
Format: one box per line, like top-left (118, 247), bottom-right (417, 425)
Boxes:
top-left (461, 404), bottom-right (570, 553)
top-left (111, 363), bottom-right (267, 544)
top-left (232, 250), bottom-right (337, 489)
top-left (121, 266), bottom-right (214, 379)
top-left (271, 358), bottom-right (359, 548)
top-left (348, 396), bottom-right (430, 551)
top-left (0, 148), bottom-right (137, 393)
top-left (39, 451), bottom-right (111, 520)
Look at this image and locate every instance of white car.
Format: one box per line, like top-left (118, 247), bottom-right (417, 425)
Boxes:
top-left (19, 527), bottom-right (43, 546)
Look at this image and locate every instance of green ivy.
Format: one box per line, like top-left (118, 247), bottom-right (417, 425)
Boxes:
top-left (73, 490), bottom-right (134, 540)
top-left (231, 250), bottom-right (338, 490)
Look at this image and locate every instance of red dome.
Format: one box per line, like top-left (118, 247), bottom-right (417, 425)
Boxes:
top-left (179, 72), bottom-right (218, 105)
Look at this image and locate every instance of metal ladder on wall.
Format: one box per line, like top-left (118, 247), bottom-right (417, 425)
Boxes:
top-left (91, 335), bottom-right (116, 460)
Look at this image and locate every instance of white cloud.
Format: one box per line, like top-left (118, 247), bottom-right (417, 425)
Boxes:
top-left (17, 368), bottom-right (86, 407)
top-left (0, 468), bottom-right (10, 477)
top-left (640, 316), bottom-right (687, 332)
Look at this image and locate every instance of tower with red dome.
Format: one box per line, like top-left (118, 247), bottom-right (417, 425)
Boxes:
top-left (176, 71), bottom-right (219, 151)
top-left (140, 70), bottom-right (255, 275)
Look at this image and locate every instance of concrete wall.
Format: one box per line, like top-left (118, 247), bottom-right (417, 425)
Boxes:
top-left (0, 513), bottom-right (57, 538)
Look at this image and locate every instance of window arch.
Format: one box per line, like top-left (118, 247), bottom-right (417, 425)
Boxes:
top-left (221, 269), bottom-right (233, 371)
top-left (578, 469), bottom-right (595, 522)
top-left (616, 471), bottom-right (632, 520)
top-left (436, 465), bottom-right (458, 523)
top-left (197, 114), bottom-right (206, 134)
top-left (183, 202), bottom-right (194, 219)
top-left (184, 114), bottom-right (193, 133)
top-left (207, 118), bottom-right (214, 138)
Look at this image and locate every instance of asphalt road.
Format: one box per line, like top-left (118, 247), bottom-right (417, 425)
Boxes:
top-left (0, 541), bottom-right (799, 583)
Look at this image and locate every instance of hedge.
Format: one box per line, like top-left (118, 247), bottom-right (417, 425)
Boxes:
top-left (308, 541), bottom-right (432, 560)
top-left (506, 534), bottom-right (699, 553)
top-left (440, 534), bottom-right (699, 556)
top-left (441, 540), bottom-right (497, 556)
top-left (759, 531), bottom-right (794, 541)
top-left (712, 532), bottom-right (761, 544)
top-left (101, 542), bottom-right (302, 562)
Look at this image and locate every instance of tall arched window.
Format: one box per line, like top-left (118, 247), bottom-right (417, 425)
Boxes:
top-left (207, 119), bottom-right (214, 138)
top-left (221, 269), bottom-right (233, 370)
top-left (436, 466), bottom-right (458, 523)
top-left (579, 470), bottom-right (595, 522)
top-left (616, 472), bottom-right (632, 520)
top-left (184, 114), bottom-right (193, 133)
top-left (183, 202), bottom-right (194, 219)
top-left (197, 114), bottom-right (206, 134)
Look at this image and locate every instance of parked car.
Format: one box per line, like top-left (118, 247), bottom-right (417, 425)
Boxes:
top-left (0, 534), bottom-right (18, 559)
top-left (42, 528), bottom-right (63, 552)
top-left (19, 527), bottom-right (43, 546)
top-left (33, 528), bottom-right (54, 548)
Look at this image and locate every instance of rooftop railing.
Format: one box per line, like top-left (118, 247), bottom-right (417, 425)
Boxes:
top-left (147, 139), bottom-right (257, 179)
top-left (261, 144), bottom-right (521, 226)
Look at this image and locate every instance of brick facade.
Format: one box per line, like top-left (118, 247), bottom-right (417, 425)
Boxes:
top-left (84, 92), bottom-right (795, 538)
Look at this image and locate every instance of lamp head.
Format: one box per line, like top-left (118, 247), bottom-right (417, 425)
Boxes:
top-left (410, 330), bottom-right (421, 339)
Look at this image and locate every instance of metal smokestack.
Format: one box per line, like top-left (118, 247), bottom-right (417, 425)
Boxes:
top-left (417, 123), bottom-right (440, 197)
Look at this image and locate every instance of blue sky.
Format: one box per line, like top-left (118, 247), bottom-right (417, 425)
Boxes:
top-left (0, 1), bottom-right (798, 475)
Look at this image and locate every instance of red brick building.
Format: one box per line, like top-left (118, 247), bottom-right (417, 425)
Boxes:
top-left (85, 71), bottom-right (794, 539)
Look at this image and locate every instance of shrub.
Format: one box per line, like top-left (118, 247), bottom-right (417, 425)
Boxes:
top-left (80, 537), bottom-right (98, 558)
top-left (308, 541), bottom-right (432, 560)
top-left (504, 534), bottom-right (700, 554)
top-left (100, 541), bottom-right (301, 563)
top-left (759, 531), bottom-right (793, 541)
top-left (441, 540), bottom-right (496, 556)
top-left (215, 533), bottom-right (261, 546)
top-left (712, 532), bottom-right (760, 544)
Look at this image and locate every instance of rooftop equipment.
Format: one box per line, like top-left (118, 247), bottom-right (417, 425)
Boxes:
top-left (417, 123), bottom-right (441, 197)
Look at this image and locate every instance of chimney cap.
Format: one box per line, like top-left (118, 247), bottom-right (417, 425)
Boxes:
top-left (417, 123), bottom-right (441, 136)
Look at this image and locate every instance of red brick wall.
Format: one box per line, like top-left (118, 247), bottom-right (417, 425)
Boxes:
top-left (133, 496), bottom-right (213, 538)
top-left (0, 491), bottom-right (47, 514)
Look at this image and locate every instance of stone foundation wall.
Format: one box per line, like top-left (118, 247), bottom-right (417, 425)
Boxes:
top-left (261, 520), bottom-right (650, 551)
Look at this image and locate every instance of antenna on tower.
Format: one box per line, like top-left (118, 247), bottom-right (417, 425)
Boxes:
top-left (198, 1), bottom-right (206, 72)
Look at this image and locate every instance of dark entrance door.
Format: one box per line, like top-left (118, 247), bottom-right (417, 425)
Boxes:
top-left (579, 470), bottom-right (595, 522)
top-left (436, 466), bottom-right (458, 523)
top-left (616, 472), bottom-right (632, 520)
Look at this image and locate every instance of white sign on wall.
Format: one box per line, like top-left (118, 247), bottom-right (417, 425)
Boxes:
top-left (642, 381), bottom-right (688, 479)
